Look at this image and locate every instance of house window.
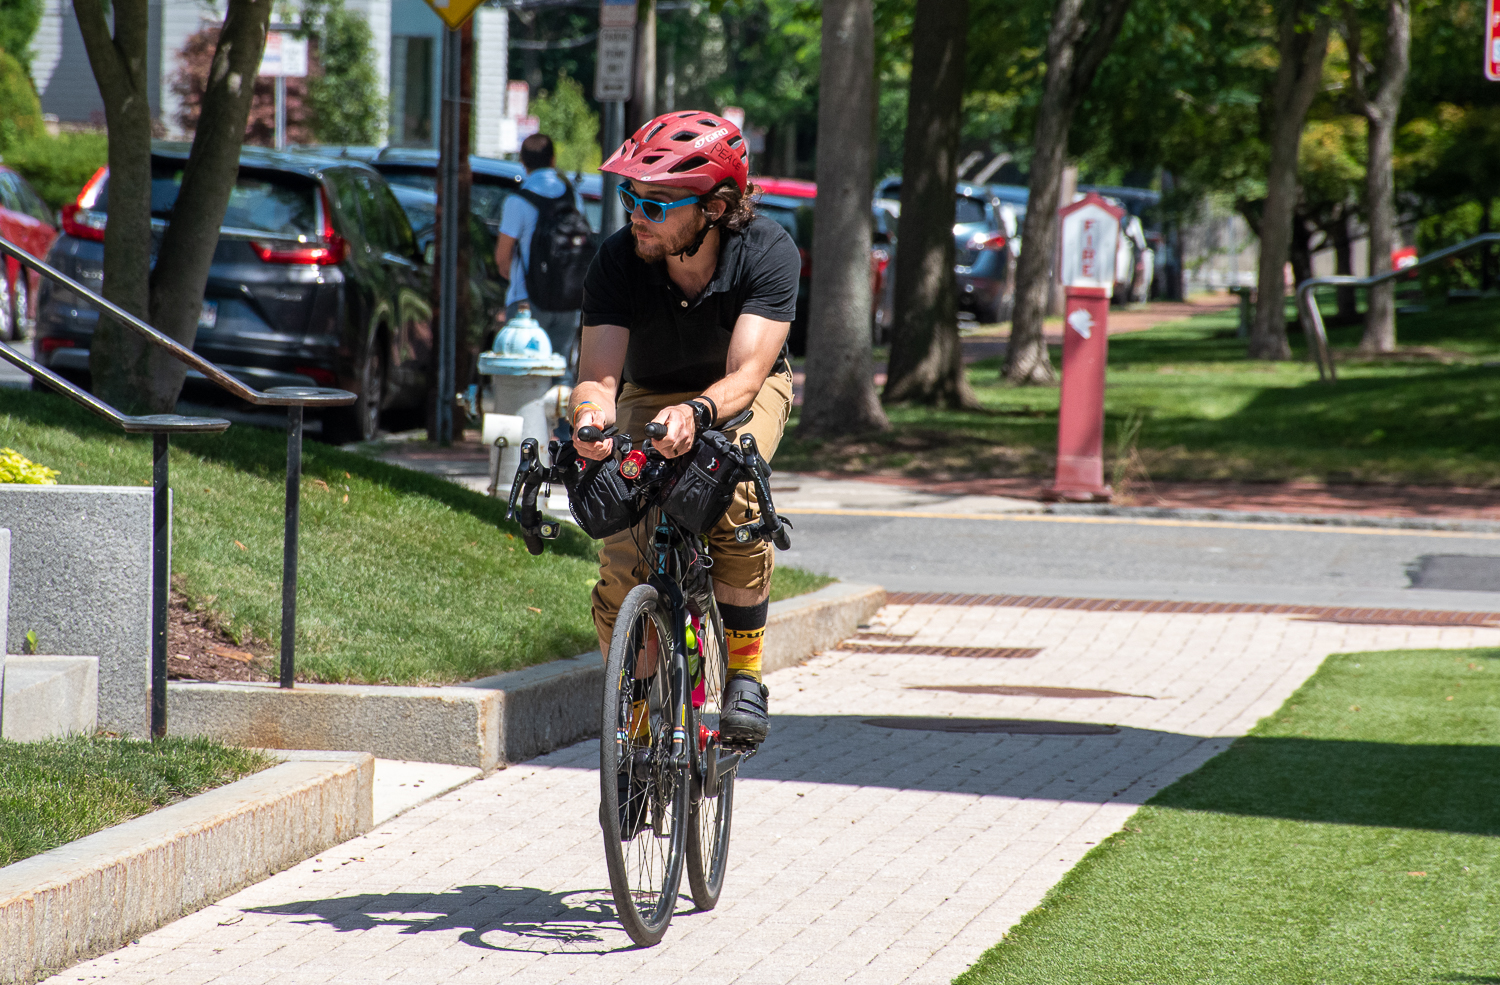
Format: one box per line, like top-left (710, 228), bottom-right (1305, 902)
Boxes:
top-left (388, 36), bottom-right (434, 147)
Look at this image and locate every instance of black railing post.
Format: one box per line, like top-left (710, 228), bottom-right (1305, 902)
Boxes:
top-left (151, 433), bottom-right (169, 739)
top-left (280, 405), bottom-right (303, 688)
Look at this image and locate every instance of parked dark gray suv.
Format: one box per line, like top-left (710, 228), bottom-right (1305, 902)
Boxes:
top-left (36, 143), bottom-right (433, 442)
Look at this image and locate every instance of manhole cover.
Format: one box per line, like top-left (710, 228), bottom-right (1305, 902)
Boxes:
top-left (907, 685), bottom-right (1152, 699)
top-left (862, 717), bottom-right (1120, 735)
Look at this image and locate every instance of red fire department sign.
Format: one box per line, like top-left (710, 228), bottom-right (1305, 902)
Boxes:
top-left (1487, 0), bottom-right (1500, 81)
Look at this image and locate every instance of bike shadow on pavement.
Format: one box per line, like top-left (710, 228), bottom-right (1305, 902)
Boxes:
top-left (731, 714), bottom-right (1222, 806)
top-left (244, 884), bottom-right (651, 954)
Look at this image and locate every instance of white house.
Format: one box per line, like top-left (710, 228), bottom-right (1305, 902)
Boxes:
top-left (29, 0), bottom-right (511, 155)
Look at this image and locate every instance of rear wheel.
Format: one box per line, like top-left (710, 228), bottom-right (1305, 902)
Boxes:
top-left (12, 276), bottom-right (33, 341)
top-left (599, 584), bottom-right (687, 946)
top-left (687, 597), bottom-right (734, 910)
top-left (323, 343), bottom-right (384, 444)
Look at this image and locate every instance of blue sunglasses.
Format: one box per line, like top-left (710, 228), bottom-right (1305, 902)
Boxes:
top-left (618, 186), bottom-right (702, 223)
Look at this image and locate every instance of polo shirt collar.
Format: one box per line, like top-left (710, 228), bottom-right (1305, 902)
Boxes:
top-left (642, 225), bottom-right (742, 303)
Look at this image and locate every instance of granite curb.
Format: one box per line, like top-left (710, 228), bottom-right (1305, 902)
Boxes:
top-left (168, 581), bottom-right (887, 769)
top-left (0, 750), bottom-right (373, 985)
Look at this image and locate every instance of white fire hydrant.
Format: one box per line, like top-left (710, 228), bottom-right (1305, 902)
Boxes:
top-left (477, 305), bottom-right (570, 498)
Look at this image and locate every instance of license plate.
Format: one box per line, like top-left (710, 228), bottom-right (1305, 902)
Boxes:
top-left (198, 301), bottom-right (218, 330)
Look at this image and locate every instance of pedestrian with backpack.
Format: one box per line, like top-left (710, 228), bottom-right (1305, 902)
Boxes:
top-left (494, 133), bottom-right (597, 379)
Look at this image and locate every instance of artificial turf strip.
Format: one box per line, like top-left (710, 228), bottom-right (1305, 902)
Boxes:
top-left (0, 735), bottom-right (274, 867)
top-left (955, 647), bottom-right (1500, 985)
top-left (0, 390), bottom-right (828, 685)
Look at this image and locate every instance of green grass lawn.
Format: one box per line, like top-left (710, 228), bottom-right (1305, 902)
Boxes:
top-left (0, 735), bottom-right (273, 867)
top-left (1, 390), bottom-right (829, 685)
top-left (779, 296), bottom-right (1500, 487)
top-left (957, 647), bottom-right (1500, 984)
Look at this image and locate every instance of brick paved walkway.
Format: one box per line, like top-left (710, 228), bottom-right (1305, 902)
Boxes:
top-left (54, 603), bottom-right (1500, 985)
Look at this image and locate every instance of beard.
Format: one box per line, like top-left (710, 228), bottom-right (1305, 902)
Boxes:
top-left (632, 214), bottom-right (706, 262)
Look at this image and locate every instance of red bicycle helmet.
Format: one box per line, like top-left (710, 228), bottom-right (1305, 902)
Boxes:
top-left (601, 111), bottom-right (749, 194)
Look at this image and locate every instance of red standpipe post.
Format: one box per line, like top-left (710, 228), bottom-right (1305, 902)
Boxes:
top-left (1051, 286), bottom-right (1112, 500)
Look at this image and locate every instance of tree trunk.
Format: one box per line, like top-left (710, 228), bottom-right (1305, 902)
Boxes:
top-left (1250, 3), bottom-right (1331, 361)
top-left (798, 0), bottom-right (888, 438)
top-left (1005, 0), bottom-right (1135, 385)
top-left (883, 0), bottom-right (975, 407)
top-left (627, 1), bottom-right (656, 135)
top-left (1331, 210), bottom-right (1357, 323)
top-left (144, 0), bottom-right (270, 412)
top-left (1289, 213), bottom-right (1314, 291)
top-left (1350, 0), bottom-right (1410, 353)
top-left (1482, 200), bottom-right (1494, 293)
top-left (74, 0), bottom-right (154, 413)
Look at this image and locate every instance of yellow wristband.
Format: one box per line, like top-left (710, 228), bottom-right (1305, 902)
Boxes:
top-left (571, 400), bottom-right (602, 425)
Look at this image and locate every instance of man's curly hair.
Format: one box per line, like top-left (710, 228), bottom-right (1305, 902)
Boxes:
top-left (704, 179), bottom-right (761, 232)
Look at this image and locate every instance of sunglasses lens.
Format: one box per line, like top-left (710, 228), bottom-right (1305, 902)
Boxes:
top-left (620, 187), bottom-right (668, 222)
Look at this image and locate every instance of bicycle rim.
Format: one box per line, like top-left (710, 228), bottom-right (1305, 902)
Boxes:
top-left (687, 597), bottom-right (735, 910)
top-left (599, 584), bottom-right (688, 946)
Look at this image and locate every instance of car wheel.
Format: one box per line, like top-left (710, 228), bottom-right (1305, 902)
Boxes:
top-left (14, 276), bottom-right (34, 341)
top-left (323, 344), bottom-right (385, 445)
top-left (0, 276), bottom-right (14, 341)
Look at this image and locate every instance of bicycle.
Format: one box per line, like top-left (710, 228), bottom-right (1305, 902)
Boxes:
top-left (506, 412), bottom-right (791, 946)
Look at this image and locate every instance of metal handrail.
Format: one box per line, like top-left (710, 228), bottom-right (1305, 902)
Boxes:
top-left (1295, 232), bottom-right (1500, 382)
top-left (6, 228), bottom-right (362, 735)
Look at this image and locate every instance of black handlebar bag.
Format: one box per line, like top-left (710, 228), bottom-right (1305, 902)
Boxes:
top-left (661, 430), bottom-right (747, 536)
top-left (555, 443), bottom-right (643, 538)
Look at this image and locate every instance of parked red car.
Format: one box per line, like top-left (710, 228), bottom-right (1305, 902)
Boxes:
top-left (0, 165), bottom-right (59, 340)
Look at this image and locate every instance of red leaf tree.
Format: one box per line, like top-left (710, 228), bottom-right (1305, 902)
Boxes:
top-left (171, 27), bottom-right (315, 145)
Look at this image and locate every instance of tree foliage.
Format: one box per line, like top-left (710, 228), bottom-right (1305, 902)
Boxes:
top-left (531, 72), bottom-right (600, 172)
top-left (0, 45), bottom-right (41, 152)
top-left (303, 0), bottom-right (385, 145)
top-left (171, 27), bottom-right (313, 146)
top-left (0, 0), bottom-right (41, 73)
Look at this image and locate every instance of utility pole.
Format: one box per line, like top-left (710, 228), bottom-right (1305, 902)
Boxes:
top-left (596, 0), bottom-right (637, 236)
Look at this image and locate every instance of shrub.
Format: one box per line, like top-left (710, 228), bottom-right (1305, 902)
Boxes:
top-left (4, 130), bottom-right (108, 210)
top-left (171, 27), bottom-right (311, 146)
top-left (0, 447), bottom-right (58, 484)
top-left (0, 0), bottom-right (41, 75)
top-left (0, 45), bottom-right (41, 153)
top-left (305, 0), bottom-right (385, 144)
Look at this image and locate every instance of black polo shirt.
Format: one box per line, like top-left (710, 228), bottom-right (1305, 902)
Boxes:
top-left (581, 214), bottom-right (800, 392)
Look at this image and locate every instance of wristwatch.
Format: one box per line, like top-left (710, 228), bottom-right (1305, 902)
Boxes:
top-left (685, 399), bottom-right (714, 431)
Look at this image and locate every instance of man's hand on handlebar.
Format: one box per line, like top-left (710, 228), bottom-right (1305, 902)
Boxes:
top-left (648, 403), bottom-right (697, 458)
top-left (574, 408), bottom-right (614, 460)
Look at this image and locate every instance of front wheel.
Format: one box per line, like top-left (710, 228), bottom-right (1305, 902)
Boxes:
top-left (687, 597), bottom-right (734, 910)
top-left (323, 344), bottom-right (385, 445)
top-left (600, 584), bottom-right (688, 946)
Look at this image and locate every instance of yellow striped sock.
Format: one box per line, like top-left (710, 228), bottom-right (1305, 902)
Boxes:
top-left (725, 626), bottom-right (764, 682)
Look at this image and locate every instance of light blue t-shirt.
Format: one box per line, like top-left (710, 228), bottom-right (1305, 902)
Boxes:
top-left (499, 168), bottom-right (583, 308)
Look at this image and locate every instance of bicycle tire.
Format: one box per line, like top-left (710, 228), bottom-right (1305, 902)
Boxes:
top-left (599, 584), bottom-right (688, 946)
top-left (686, 596), bottom-right (735, 910)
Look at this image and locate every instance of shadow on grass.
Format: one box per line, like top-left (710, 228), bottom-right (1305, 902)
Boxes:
top-left (1154, 736), bottom-right (1500, 837)
top-left (246, 885), bottom-right (641, 954)
top-left (0, 388), bottom-right (597, 560)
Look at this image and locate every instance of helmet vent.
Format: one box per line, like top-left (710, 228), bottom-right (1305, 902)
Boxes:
top-left (645, 122), bottom-right (668, 142)
top-left (698, 119), bottom-right (718, 126)
top-left (641, 154), bottom-right (664, 164)
top-left (677, 111), bottom-right (696, 118)
top-left (669, 130), bottom-right (698, 142)
top-left (727, 135), bottom-right (743, 148)
top-left (667, 155), bottom-right (710, 174)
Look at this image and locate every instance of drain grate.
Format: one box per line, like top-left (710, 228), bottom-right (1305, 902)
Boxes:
top-left (885, 592), bottom-right (1500, 628)
top-left (838, 643), bottom-right (1043, 659)
top-left (907, 684), bottom-right (1153, 699)
top-left (863, 717), bottom-right (1120, 735)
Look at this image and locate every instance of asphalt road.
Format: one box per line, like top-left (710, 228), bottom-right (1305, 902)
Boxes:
top-left (779, 509), bottom-right (1500, 611)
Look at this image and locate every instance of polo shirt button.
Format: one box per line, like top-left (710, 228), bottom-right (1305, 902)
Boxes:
top-left (680, 300), bottom-right (688, 308)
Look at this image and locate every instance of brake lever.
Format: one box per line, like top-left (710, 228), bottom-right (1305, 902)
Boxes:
top-left (735, 433), bottom-right (792, 550)
top-left (506, 438), bottom-right (540, 522)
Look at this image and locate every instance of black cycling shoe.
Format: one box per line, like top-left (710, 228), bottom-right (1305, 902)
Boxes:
top-left (720, 675), bottom-right (770, 745)
top-left (617, 749), bottom-right (651, 840)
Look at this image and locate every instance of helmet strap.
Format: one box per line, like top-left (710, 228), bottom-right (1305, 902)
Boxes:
top-left (672, 200), bottom-right (720, 260)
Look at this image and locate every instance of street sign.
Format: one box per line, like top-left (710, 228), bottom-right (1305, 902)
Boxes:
top-left (506, 80), bottom-right (530, 119)
top-left (595, 26), bottom-right (635, 101)
top-left (600, 0), bottom-right (637, 28)
top-left (259, 32), bottom-right (308, 77)
top-left (421, 0), bottom-right (485, 32)
top-left (1487, 0), bottom-right (1500, 81)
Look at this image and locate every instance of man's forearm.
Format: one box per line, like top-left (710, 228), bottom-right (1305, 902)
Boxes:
top-left (696, 367), bottom-right (770, 421)
top-left (570, 382), bottom-right (616, 423)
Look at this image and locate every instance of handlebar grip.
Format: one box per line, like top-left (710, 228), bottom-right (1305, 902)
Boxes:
top-left (644, 422), bottom-right (668, 440)
top-left (772, 525), bottom-right (791, 551)
top-left (522, 531), bottom-right (544, 555)
top-left (576, 425), bottom-right (604, 443)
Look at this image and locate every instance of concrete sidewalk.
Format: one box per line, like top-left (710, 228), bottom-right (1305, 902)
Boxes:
top-left (48, 600), bottom-right (1500, 984)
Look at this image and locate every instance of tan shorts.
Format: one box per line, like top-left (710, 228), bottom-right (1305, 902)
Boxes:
top-left (590, 368), bottom-right (794, 653)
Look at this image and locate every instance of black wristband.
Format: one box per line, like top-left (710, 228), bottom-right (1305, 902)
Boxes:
top-left (695, 394), bottom-right (718, 425)
top-left (685, 398), bottom-right (715, 430)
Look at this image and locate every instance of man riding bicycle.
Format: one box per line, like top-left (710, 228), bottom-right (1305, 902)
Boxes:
top-left (570, 111), bottom-right (798, 748)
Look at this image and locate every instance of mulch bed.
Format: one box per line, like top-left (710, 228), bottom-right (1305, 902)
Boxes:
top-left (168, 591), bottom-right (272, 683)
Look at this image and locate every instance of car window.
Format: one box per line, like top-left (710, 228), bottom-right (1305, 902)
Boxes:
top-left (325, 170), bottom-right (366, 245)
top-left (369, 177), bottom-right (416, 257)
top-left (0, 173), bottom-right (23, 214)
top-left (955, 195), bottom-right (986, 224)
top-left (94, 163), bottom-right (319, 237)
top-left (353, 173), bottom-right (396, 253)
top-left (470, 184), bottom-right (512, 225)
top-left (13, 176), bottom-right (53, 224)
